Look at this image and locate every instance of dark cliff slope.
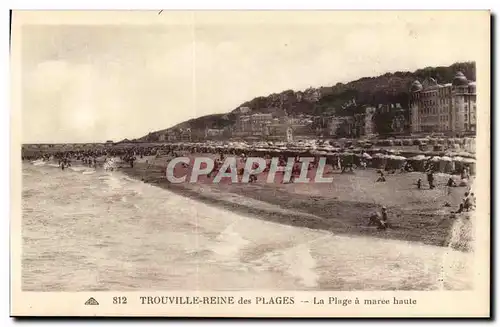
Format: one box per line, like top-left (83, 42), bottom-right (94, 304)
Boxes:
top-left (137, 61), bottom-right (475, 141)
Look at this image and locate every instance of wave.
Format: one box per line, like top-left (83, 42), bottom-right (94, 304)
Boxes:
top-left (32, 160), bottom-right (45, 166)
top-left (70, 166), bottom-right (87, 172)
top-left (103, 175), bottom-right (126, 190)
top-left (211, 223), bottom-right (250, 257)
top-left (282, 244), bottom-right (319, 288)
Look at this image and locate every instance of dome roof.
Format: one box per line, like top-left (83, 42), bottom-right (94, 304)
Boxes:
top-left (410, 80), bottom-right (423, 92)
top-left (452, 71), bottom-right (469, 86)
top-left (422, 77), bottom-right (440, 90)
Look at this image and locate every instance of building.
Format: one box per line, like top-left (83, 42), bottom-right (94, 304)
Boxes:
top-left (352, 106), bottom-right (376, 138)
top-left (167, 130), bottom-right (177, 142)
top-left (312, 115), bottom-right (330, 137)
top-left (264, 122), bottom-right (313, 142)
top-left (328, 116), bottom-right (354, 137)
top-left (324, 105), bottom-right (376, 138)
top-left (205, 128), bottom-right (225, 140)
top-left (233, 113), bottom-right (274, 139)
top-left (179, 128), bottom-right (192, 142)
top-left (409, 72), bottom-right (476, 134)
top-left (364, 106), bottom-right (376, 136)
top-left (265, 124), bottom-right (292, 142)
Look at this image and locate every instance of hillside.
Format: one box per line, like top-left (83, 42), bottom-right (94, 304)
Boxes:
top-left (137, 61), bottom-right (475, 141)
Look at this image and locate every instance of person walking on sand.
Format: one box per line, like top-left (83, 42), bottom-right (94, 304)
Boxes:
top-left (426, 169), bottom-right (435, 189)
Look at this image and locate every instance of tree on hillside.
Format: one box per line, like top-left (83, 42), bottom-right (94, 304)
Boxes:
top-left (139, 61), bottom-right (475, 139)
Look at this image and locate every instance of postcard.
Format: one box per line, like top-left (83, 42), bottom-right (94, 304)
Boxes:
top-left (11, 10), bottom-right (490, 317)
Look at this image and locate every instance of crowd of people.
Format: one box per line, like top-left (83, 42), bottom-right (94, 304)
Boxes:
top-left (23, 142), bottom-right (475, 230)
top-left (22, 146), bottom-right (163, 170)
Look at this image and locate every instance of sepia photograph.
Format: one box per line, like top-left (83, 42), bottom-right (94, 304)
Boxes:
top-left (10, 10), bottom-right (490, 317)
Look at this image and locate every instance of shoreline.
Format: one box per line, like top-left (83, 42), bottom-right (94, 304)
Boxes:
top-left (118, 160), bottom-right (473, 250)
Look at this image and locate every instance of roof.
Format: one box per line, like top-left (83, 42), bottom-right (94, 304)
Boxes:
top-left (410, 80), bottom-right (423, 92)
top-left (452, 71), bottom-right (469, 86)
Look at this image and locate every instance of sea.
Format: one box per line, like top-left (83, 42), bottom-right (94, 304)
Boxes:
top-left (22, 161), bottom-right (473, 291)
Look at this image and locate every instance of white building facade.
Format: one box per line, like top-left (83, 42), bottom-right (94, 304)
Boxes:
top-left (409, 71), bottom-right (476, 134)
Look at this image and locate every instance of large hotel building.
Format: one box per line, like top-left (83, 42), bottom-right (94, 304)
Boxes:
top-left (409, 71), bottom-right (476, 134)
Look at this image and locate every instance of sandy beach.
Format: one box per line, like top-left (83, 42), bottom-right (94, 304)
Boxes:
top-left (118, 153), bottom-right (473, 249)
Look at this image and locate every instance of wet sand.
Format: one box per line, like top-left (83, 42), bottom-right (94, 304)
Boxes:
top-left (119, 154), bottom-right (474, 249)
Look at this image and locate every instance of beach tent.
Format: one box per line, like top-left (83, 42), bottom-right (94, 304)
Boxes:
top-left (386, 155), bottom-right (406, 170)
top-left (462, 158), bottom-right (476, 175)
top-left (325, 152), bottom-right (340, 166)
top-left (452, 156), bottom-right (465, 174)
top-left (379, 139), bottom-right (394, 147)
top-left (408, 154), bottom-right (429, 172)
top-left (463, 138), bottom-right (476, 153)
top-left (396, 155), bottom-right (408, 168)
top-left (413, 139), bottom-right (424, 146)
top-left (339, 152), bottom-right (355, 165)
top-left (438, 156), bottom-right (454, 173)
top-left (371, 153), bottom-right (387, 169)
top-left (433, 145), bottom-right (444, 152)
top-left (428, 156), bottom-right (441, 172)
top-left (402, 139), bottom-right (412, 146)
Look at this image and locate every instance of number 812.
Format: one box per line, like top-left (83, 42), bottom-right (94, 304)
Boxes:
top-left (113, 296), bottom-right (127, 304)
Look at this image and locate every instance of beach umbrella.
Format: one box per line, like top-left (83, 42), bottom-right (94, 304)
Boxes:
top-left (362, 152), bottom-right (372, 160)
top-left (457, 151), bottom-right (474, 159)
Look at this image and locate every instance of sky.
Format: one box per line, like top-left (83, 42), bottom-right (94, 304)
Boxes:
top-left (17, 11), bottom-right (488, 143)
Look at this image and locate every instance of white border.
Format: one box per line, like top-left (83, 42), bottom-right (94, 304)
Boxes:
top-left (3, 1), bottom-right (497, 326)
